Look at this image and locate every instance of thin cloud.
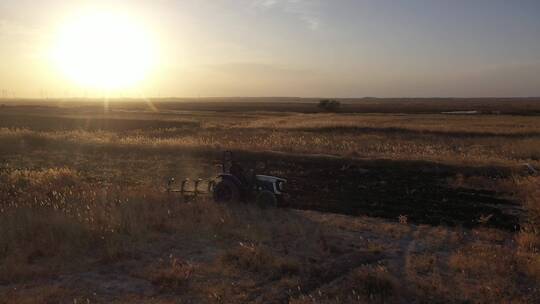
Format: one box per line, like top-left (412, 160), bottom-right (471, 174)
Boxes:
top-left (252, 0), bottom-right (322, 30)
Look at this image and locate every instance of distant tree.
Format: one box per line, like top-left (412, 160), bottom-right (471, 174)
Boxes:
top-left (318, 99), bottom-right (341, 112)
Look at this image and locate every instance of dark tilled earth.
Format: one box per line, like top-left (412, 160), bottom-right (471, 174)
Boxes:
top-left (231, 152), bottom-right (522, 231)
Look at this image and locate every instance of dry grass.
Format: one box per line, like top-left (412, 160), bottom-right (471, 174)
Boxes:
top-left (448, 243), bottom-right (520, 301)
top-left (0, 166), bottom-right (319, 286)
top-left (289, 265), bottom-right (399, 304)
top-left (1, 111), bottom-right (540, 167)
top-left (146, 255), bottom-right (195, 292)
top-left (1, 167), bottom-right (539, 302)
top-left (1, 108), bottom-right (540, 303)
top-left (241, 113), bottom-right (540, 135)
top-left (1, 125), bottom-right (540, 167)
top-left (0, 285), bottom-right (76, 304)
top-left (515, 176), bottom-right (540, 282)
top-left (219, 244), bottom-right (300, 280)
top-left (0, 168), bottom-right (171, 283)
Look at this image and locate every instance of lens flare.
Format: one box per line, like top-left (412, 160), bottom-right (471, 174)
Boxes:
top-left (52, 11), bottom-right (157, 90)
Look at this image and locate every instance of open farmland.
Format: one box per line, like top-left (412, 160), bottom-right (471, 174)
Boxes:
top-left (1, 99), bottom-right (539, 303)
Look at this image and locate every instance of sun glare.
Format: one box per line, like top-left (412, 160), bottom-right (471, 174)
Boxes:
top-left (52, 11), bottom-right (157, 90)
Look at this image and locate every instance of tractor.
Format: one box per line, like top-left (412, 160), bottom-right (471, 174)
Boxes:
top-left (167, 151), bottom-right (287, 207)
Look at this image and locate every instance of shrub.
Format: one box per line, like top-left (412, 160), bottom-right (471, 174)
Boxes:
top-left (318, 99), bottom-right (341, 112)
top-left (147, 255), bottom-right (194, 291)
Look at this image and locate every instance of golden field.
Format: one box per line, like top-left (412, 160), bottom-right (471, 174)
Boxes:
top-left (0, 99), bottom-right (539, 303)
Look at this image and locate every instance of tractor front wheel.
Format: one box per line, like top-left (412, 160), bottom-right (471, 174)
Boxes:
top-left (213, 179), bottom-right (240, 203)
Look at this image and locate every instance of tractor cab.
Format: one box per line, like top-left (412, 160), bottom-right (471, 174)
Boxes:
top-left (213, 151), bottom-right (286, 207)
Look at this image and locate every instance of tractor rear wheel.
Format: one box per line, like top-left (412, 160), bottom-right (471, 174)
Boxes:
top-left (256, 190), bottom-right (278, 209)
top-left (213, 179), bottom-right (240, 203)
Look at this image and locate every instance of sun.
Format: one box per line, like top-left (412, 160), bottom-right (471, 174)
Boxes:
top-left (52, 11), bottom-right (157, 90)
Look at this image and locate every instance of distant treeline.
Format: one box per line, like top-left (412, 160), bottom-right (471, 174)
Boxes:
top-left (2, 97), bottom-right (540, 115)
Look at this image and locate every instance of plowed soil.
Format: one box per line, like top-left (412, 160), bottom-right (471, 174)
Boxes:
top-left (232, 151), bottom-right (522, 231)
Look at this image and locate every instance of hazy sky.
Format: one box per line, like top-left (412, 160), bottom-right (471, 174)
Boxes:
top-left (1, 0), bottom-right (540, 98)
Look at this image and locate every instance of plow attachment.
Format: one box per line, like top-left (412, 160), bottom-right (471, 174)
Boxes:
top-left (167, 178), bottom-right (215, 201)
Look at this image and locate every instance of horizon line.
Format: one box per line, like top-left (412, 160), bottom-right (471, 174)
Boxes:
top-left (2, 96), bottom-right (540, 101)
